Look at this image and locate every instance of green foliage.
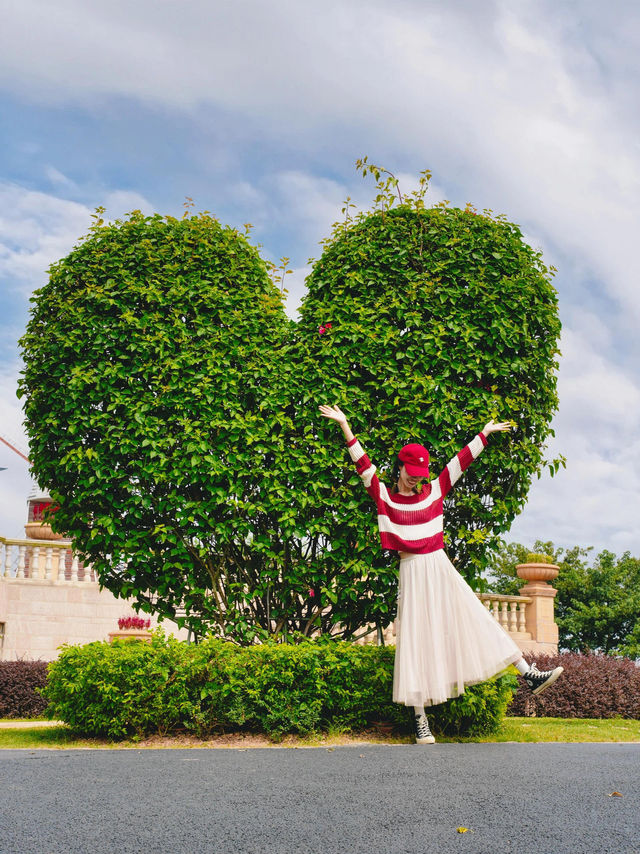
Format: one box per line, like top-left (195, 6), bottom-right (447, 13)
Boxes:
top-left (526, 552), bottom-right (554, 564)
top-left (431, 669), bottom-right (518, 735)
top-left (487, 540), bottom-right (640, 657)
top-left (298, 163), bottom-right (562, 588)
top-left (19, 163), bottom-right (561, 639)
top-left (43, 634), bottom-right (517, 740)
top-left (18, 210), bottom-right (294, 640)
top-left (43, 633), bottom-right (192, 738)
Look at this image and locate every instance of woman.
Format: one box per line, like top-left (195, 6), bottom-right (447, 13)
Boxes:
top-left (319, 404), bottom-right (563, 744)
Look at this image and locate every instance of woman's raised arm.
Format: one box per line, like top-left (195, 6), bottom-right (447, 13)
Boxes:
top-left (437, 418), bottom-right (512, 497)
top-left (319, 404), bottom-right (379, 498)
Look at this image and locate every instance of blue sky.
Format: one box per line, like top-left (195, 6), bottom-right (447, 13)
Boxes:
top-left (1, 0), bottom-right (638, 557)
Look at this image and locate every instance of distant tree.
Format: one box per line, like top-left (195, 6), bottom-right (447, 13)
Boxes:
top-left (486, 540), bottom-right (640, 657)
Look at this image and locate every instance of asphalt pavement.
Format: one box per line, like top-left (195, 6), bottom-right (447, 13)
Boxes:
top-left (1, 743), bottom-right (638, 854)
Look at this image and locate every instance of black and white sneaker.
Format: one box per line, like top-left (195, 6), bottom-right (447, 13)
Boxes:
top-left (414, 713), bottom-right (435, 744)
top-left (524, 663), bottom-right (564, 696)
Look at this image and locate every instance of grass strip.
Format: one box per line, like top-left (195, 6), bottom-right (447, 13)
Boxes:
top-left (0, 718), bottom-right (639, 750)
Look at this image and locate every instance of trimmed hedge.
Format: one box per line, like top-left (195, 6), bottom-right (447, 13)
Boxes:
top-left (508, 652), bottom-right (640, 718)
top-left (44, 633), bottom-right (517, 740)
top-left (0, 661), bottom-right (49, 718)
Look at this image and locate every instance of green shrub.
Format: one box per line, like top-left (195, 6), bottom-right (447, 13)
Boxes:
top-left (431, 671), bottom-right (518, 735)
top-left (44, 633), bottom-right (517, 740)
top-left (525, 552), bottom-right (554, 564)
top-left (44, 634), bottom-right (192, 739)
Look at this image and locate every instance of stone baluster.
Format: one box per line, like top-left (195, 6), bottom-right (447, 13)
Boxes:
top-left (0, 542), bottom-right (4, 578)
top-left (517, 604), bottom-right (527, 632)
top-left (82, 563), bottom-right (91, 582)
top-left (52, 547), bottom-right (63, 581)
top-left (508, 602), bottom-right (518, 632)
top-left (71, 555), bottom-right (79, 582)
top-left (44, 547), bottom-right (53, 580)
top-left (32, 545), bottom-right (41, 579)
top-left (499, 602), bottom-right (509, 629)
top-left (4, 544), bottom-right (12, 578)
top-left (17, 545), bottom-right (26, 578)
top-left (491, 600), bottom-right (499, 623)
top-left (58, 548), bottom-right (68, 581)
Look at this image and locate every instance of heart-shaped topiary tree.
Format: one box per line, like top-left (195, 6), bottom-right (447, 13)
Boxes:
top-left (18, 167), bottom-right (562, 643)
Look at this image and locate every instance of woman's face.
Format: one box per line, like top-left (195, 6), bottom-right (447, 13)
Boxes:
top-left (398, 463), bottom-right (420, 493)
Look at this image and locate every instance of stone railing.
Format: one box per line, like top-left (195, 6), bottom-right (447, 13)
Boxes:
top-left (477, 592), bottom-right (532, 637)
top-left (0, 536), bottom-right (95, 583)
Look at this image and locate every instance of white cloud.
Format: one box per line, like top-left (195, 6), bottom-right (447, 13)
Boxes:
top-left (0, 183), bottom-right (91, 289)
top-left (506, 318), bottom-right (640, 554)
top-left (283, 265), bottom-right (311, 320)
top-left (0, 183), bottom-right (155, 291)
top-left (44, 166), bottom-right (76, 190)
top-left (0, 360), bottom-right (33, 539)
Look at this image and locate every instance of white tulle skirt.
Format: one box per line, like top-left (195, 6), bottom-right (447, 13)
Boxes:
top-left (392, 550), bottom-right (522, 707)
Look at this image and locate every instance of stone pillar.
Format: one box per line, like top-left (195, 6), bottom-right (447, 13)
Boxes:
top-left (516, 562), bottom-right (559, 655)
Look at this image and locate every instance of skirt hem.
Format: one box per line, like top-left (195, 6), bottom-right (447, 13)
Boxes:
top-left (392, 650), bottom-right (522, 708)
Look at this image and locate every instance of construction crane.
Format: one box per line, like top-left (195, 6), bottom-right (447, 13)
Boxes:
top-left (0, 432), bottom-right (31, 464)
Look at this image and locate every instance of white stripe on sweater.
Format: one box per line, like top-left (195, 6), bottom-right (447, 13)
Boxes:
top-left (359, 464), bottom-right (377, 489)
top-left (347, 440), bottom-right (377, 487)
top-left (378, 514), bottom-right (443, 541)
top-left (347, 440), bottom-right (366, 462)
top-left (468, 434), bottom-right (485, 459)
top-left (446, 434), bottom-right (484, 487)
top-left (447, 454), bottom-right (463, 485)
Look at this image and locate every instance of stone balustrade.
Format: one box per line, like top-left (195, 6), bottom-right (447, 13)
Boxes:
top-left (476, 592), bottom-right (532, 637)
top-left (0, 534), bottom-right (188, 660)
top-left (0, 536), bottom-right (94, 583)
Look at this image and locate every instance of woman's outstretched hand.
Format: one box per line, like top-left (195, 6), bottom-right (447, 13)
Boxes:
top-left (319, 404), bottom-right (348, 425)
top-left (319, 405), bottom-right (354, 442)
top-left (482, 419), bottom-right (512, 435)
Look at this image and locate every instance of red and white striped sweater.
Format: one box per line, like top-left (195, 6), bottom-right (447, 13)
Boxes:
top-left (346, 432), bottom-right (488, 554)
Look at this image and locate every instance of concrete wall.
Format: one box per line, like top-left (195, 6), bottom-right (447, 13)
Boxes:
top-left (0, 577), bottom-right (189, 661)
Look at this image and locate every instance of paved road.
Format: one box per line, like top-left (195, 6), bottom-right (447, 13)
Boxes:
top-left (1, 744), bottom-right (638, 854)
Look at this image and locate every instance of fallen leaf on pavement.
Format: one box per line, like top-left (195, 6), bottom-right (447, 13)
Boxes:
top-left (608, 792), bottom-right (623, 797)
top-left (456, 827), bottom-right (473, 834)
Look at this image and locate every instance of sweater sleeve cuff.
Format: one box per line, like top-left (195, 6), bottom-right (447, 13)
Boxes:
top-left (346, 436), bottom-right (358, 448)
top-left (479, 432), bottom-right (488, 447)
